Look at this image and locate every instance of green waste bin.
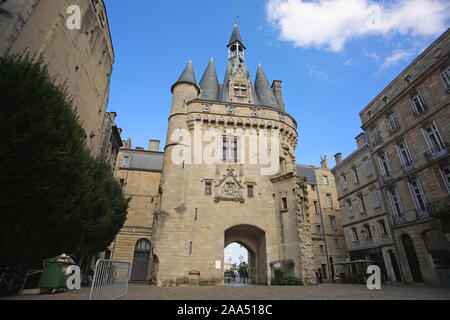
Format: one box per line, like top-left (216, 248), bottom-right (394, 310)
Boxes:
top-left (40, 254), bottom-right (76, 294)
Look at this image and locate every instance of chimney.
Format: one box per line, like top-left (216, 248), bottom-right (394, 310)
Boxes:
top-left (334, 153), bottom-right (342, 165)
top-left (125, 137), bottom-right (132, 149)
top-left (271, 80), bottom-right (285, 112)
top-left (320, 155), bottom-right (330, 169)
top-left (148, 139), bottom-right (160, 152)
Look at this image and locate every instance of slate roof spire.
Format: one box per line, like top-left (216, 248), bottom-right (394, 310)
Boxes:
top-left (171, 60), bottom-right (200, 93)
top-left (254, 63), bottom-right (280, 109)
top-left (227, 24), bottom-right (246, 49)
top-left (199, 57), bottom-right (220, 101)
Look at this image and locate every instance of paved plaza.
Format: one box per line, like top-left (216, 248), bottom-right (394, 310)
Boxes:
top-left (4, 283), bottom-right (450, 300)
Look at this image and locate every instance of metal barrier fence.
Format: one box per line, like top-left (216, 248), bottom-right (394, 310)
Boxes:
top-left (89, 260), bottom-right (130, 300)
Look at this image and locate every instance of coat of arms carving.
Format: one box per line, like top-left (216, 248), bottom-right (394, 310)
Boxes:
top-left (214, 166), bottom-right (244, 203)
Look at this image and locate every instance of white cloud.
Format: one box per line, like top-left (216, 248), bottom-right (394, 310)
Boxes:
top-left (266, 0), bottom-right (450, 52)
top-left (309, 66), bottom-right (329, 80)
top-left (378, 49), bottom-right (415, 70)
top-left (363, 49), bottom-right (380, 60)
top-left (344, 58), bottom-right (353, 66)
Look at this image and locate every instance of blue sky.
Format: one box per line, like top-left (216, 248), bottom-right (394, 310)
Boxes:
top-left (105, 0), bottom-right (449, 168)
top-left (224, 243), bottom-right (248, 265)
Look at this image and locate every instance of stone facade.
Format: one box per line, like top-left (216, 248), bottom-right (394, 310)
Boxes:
top-left (333, 28), bottom-right (450, 286)
top-left (109, 141), bottom-right (163, 282)
top-left (1, 0), bottom-right (115, 156)
top-left (298, 160), bottom-right (347, 282)
top-left (110, 26), bottom-right (328, 286)
top-left (332, 135), bottom-right (403, 283)
top-left (98, 112), bottom-right (123, 169)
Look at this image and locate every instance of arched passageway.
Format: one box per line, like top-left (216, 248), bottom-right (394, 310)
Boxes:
top-left (224, 225), bottom-right (267, 285)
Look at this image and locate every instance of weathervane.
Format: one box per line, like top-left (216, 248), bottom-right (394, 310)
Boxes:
top-left (234, 16), bottom-right (240, 24)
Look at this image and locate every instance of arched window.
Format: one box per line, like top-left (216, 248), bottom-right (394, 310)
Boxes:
top-left (135, 238), bottom-right (151, 251)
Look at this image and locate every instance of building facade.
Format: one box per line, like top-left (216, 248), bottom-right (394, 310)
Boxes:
top-left (110, 26), bottom-right (350, 286)
top-left (0, 0), bottom-right (116, 157)
top-left (332, 135), bottom-right (403, 283)
top-left (298, 157), bottom-right (347, 282)
top-left (333, 28), bottom-right (450, 286)
top-left (109, 139), bottom-right (164, 283)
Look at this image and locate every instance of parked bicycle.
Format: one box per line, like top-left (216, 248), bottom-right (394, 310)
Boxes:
top-left (0, 267), bottom-right (23, 296)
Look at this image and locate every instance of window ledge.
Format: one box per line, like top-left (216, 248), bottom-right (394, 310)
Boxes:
top-left (280, 209), bottom-right (288, 213)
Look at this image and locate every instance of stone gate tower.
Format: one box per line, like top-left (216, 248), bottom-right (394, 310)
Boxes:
top-left (152, 25), bottom-right (316, 286)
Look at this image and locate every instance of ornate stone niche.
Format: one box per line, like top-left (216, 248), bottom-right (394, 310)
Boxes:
top-left (214, 166), bottom-right (244, 203)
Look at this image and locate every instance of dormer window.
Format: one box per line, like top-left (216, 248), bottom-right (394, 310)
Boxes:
top-left (405, 75), bottom-right (412, 84)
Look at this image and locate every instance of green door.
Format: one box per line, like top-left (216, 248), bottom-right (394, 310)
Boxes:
top-left (131, 239), bottom-right (151, 281)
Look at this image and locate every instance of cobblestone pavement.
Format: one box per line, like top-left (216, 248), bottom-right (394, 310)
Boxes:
top-left (3, 283), bottom-right (450, 300)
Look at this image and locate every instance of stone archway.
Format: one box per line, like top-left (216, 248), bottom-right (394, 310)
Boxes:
top-left (224, 224), bottom-right (267, 285)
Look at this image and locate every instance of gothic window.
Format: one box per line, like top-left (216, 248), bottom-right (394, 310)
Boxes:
top-left (233, 84), bottom-right (247, 98)
top-left (223, 136), bottom-right (238, 162)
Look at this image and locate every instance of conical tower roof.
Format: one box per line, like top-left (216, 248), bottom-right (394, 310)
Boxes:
top-left (254, 64), bottom-right (280, 109)
top-left (171, 60), bottom-right (200, 93)
top-left (199, 58), bottom-right (220, 101)
top-left (227, 24), bottom-right (246, 49)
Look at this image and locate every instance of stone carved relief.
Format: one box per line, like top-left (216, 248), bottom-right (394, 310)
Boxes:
top-left (214, 166), bottom-right (244, 203)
